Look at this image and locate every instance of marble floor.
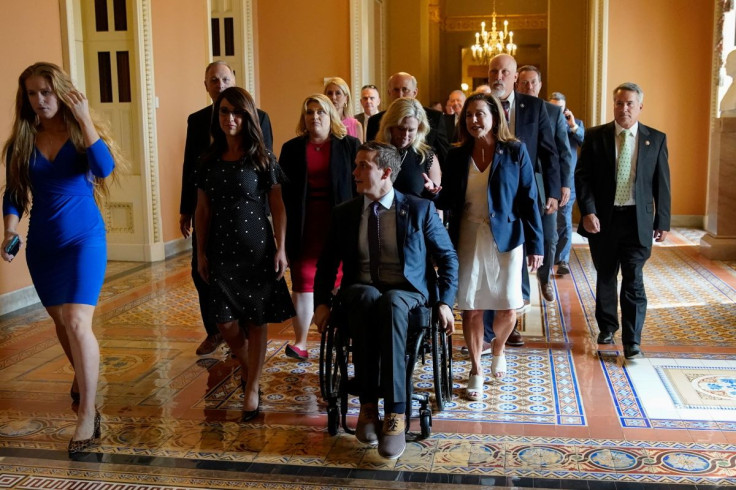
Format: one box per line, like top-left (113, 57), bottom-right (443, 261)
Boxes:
top-left (0, 228), bottom-right (735, 489)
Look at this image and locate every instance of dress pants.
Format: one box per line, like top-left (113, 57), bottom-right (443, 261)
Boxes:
top-left (341, 284), bottom-right (425, 412)
top-left (588, 207), bottom-right (651, 346)
top-left (191, 231), bottom-right (219, 336)
top-left (555, 189), bottom-right (576, 264)
top-left (536, 210), bottom-right (559, 284)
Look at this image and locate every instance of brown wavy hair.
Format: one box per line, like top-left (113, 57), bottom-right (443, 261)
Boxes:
top-left (207, 87), bottom-right (270, 171)
top-left (456, 93), bottom-right (518, 147)
top-left (2, 62), bottom-right (125, 214)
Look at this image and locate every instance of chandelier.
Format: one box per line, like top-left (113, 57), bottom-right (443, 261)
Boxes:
top-left (470, 1), bottom-right (517, 64)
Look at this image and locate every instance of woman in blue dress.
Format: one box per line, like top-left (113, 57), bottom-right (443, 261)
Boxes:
top-left (1, 62), bottom-right (122, 453)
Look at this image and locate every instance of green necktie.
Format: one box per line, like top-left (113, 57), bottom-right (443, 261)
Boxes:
top-left (615, 129), bottom-right (633, 204)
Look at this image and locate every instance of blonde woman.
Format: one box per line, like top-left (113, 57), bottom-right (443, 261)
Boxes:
top-left (1, 62), bottom-right (124, 453)
top-left (280, 94), bottom-right (359, 360)
top-left (324, 77), bottom-right (363, 141)
top-left (376, 97), bottom-right (441, 201)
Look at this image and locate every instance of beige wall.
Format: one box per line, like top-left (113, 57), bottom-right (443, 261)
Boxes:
top-left (152, 0), bottom-right (210, 244)
top-left (386, 0), bottom-right (432, 105)
top-left (547, 0), bottom-right (588, 124)
top-left (0, 0), bottom-right (64, 297)
top-left (607, 0), bottom-right (713, 217)
top-left (257, 0), bottom-right (351, 153)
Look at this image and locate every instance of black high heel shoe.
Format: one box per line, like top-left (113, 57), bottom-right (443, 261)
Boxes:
top-left (68, 410), bottom-right (101, 454)
top-left (240, 381), bottom-right (262, 423)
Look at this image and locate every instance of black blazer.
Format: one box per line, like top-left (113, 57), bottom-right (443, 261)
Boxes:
top-left (279, 134), bottom-right (360, 262)
top-left (314, 190), bottom-right (458, 308)
top-left (512, 92), bottom-right (561, 202)
top-left (366, 106), bottom-right (450, 165)
top-left (575, 121), bottom-right (671, 247)
top-left (179, 105), bottom-right (273, 215)
top-left (443, 113), bottom-right (460, 144)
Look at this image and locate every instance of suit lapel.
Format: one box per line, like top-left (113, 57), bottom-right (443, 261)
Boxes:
top-left (634, 124), bottom-right (652, 192)
top-left (603, 122), bottom-right (617, 181)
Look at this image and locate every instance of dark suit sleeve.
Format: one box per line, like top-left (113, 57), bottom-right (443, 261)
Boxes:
top-left (427, 110), bottom-right (450, 168)
top-left (518, 144), bottom-right (544, 256)
top-left (653, 134), bottom-right (671, 231)
top-left (422, 201), bottom-right (458, 305)
top-left (551, 105), bottom-right (574, 189)
top-left (314, 206), bottom-right (345, 309)
top-left (574, 127), bottom-right (598, 220)
top-left (258, 110), bottom-right (274, 152)
top-left (537, 103), bottom-right (561, 201)
top-left (570, 119), bottom-right (585, 147)
top-left (180, 112), bottom-right (202, 215)
top-left (366, 112), bottom-right (381, 142)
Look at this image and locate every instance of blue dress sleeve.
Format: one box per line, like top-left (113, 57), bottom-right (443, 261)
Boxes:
top-left (87, 139), bottom-right (115, 178)
top-left (2, 150), bottom-right (20, 217)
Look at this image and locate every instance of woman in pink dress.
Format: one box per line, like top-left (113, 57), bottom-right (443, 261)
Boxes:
top-left (324, 77), bottom-right (363, 142)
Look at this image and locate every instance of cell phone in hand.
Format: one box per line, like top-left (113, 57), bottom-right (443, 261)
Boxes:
top-left (4, 235), bottom-right (20, 256)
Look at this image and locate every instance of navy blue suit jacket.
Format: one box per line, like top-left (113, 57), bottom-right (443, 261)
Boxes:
top-left (279, 134), bottom-right (360, 262)
top-left (512, 92), bottom-right (561, 202)
top-left (545, 102), bottom-right (573, 192)
top-left (575, 122), bottom-right (671, 247)
top-left (435, 141), bottom-right (544, 256)
top-left (314, 190), bottom-right (458, 308)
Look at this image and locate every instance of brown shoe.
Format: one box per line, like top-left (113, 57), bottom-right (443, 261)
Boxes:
top-left (378, 413), bottom-right (406, 459)
top-left (557, 261), bottom-right (570, 275)
top-left (355, 403), bottom-right (380, 446)
top-left (196, 334), bottom-right (224, 356)
top-left (505, 327), bottom-right (524, 347)
top-left (540, 281), bottom-right (555, 302)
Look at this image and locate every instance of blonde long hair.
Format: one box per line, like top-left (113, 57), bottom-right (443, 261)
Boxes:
top-left (323, 77), bottom-right (354, 118)
top-left (376, 97), bottom-right (432, 164)
top-left (2, 62), bottom-right (125, 214)
top-left (295, 94), bottom-right (347, 139)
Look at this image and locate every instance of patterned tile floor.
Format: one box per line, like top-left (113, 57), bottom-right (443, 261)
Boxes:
top-left (1, 229), bottom-right (735, 489)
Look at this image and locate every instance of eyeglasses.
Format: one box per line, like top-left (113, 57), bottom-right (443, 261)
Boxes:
top-left (218, 107), bottom-right (247, 118)
top-left (361, 84), bottom-right (378, 90)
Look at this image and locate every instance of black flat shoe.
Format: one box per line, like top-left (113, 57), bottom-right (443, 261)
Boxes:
top-left (68, 410), bottom-right (101, 454)
top-left (597, 331), bottom-right (614, 344)
top-left (624, 344), bottom-right (641, 359)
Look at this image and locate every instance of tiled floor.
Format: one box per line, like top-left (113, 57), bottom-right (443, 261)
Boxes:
top-left (0, 228), bottom-right (735, 489)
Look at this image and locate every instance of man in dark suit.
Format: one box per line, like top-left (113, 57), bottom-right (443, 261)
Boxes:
top-left (444, 89), bottom-right (466, 143)
top-left (549, 92), bottom-right (585, 276)
top-left (356, 84), bottom-right (381, 141)
top-left (312, 142), bottom-right (458, 459)
top-left (365, 72), bottom-right (450, 166)
top-left (179, 61), bottom-right (274, 356)
top-left (482, 54), bottom-right (561, 348)
top-left (517, 66), bottom-right (573, 302)
top-left (575, 82), bottom-right (670, 359)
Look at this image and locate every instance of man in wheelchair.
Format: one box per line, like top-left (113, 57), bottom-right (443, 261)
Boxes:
top-left (312, 141), bottom-right (458, 459)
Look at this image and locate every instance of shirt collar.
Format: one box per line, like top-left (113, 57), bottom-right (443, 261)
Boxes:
top-left (615, 121), bottom-right (639, 138)
top-left (363, 187), bottom-right (395, 211)
top-left (503, 91), bottom-right (515, 108)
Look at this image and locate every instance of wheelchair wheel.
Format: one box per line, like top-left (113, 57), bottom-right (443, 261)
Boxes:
top-left (419, 408), bottom-right (432, 439)
top-left (319, 327), bottom-right (341, 402)
top-left (327, 406), bottom-right (340, 436)
top-left (432, 324), bottom-right (452, 411)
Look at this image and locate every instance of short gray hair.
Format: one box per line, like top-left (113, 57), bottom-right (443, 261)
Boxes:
top-left (613, 82), bottom-right (644, 103)
top-left (358, 141), bottom-right (402, 182)
top-left (550, 91), bottom-right (566, 101)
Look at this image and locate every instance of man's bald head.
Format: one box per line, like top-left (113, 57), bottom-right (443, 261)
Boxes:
top-left (387, 72), bottom-right (418, 102)
top-left (488, 54), bottom-right (518, 100)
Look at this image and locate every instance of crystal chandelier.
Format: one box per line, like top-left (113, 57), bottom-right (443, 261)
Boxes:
top-left (470, 1), bottom-right (517, 64)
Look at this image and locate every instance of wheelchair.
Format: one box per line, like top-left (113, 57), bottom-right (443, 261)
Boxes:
top-left (319, 299), bottom-right (453, 439)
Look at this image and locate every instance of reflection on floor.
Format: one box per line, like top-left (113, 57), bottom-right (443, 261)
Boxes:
top-left (1, 228), bottom-right (735, 489)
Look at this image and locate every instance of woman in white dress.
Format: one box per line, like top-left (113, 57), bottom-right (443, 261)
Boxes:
top-left (433, 93), bottom-right (544, 401)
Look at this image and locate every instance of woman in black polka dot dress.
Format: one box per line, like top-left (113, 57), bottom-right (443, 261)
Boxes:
top-left (195, 87), bottom-right (295, 422)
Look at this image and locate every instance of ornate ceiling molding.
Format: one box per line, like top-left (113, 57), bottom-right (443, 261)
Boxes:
top-left (444, 13), bottom-right (547, 32)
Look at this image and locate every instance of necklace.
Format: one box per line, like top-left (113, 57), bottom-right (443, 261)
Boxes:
top-left (311, 139), bottom-right (327, 151)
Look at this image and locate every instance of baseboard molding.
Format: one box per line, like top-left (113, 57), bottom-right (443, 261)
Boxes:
top-left (0, 285), bottom-right (40, 316)
top-left (108, 242), bottom-right (166, 262)
top-left (671, 215), bottom-right (704, 228)
top-left (165, 237), bottom-right (192, 258)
